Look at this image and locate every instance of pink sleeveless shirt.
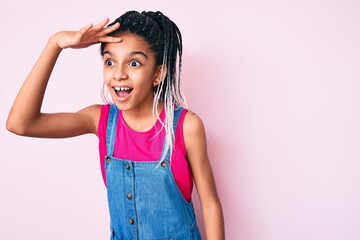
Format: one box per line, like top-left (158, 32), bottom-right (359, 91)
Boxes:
top-left (98, 104), bottom-right (193, 202)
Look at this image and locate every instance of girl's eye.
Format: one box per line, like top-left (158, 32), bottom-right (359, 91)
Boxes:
top-left (129, 60), bottom-right (141, 67)
top-left (105, 60), bottom-right (114, 66)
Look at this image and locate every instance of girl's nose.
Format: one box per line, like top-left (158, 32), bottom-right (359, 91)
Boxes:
top-left (113, 65), bottom-right (128, 81)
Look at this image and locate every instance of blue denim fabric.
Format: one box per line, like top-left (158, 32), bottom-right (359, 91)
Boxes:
top-left (105, 104), bottom-right (202, 240)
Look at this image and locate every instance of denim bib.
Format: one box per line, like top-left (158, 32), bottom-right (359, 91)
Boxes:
top-left (105, 104), bottom-right (202, 240)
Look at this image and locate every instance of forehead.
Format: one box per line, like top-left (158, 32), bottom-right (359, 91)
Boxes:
top-left (103, 32), bottom-right (153, 56)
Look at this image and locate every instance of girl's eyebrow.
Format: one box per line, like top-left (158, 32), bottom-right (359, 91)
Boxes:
top-left (102, 50), bottom-right (112, 56)
top-left (102, 50), bottom-right (148, 59)
top-left (130, 51), bottom-right (148, 59)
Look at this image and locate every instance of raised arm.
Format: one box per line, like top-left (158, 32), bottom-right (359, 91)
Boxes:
top-left (184, 112), bottom-right (225, 240)
top-left (6, 18), bottom-right (121, 138)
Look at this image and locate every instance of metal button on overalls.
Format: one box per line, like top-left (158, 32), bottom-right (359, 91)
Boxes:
top-left (127, 193), bottom-right (132, 199)
top-left (125, 163), bottom-right (130, 169)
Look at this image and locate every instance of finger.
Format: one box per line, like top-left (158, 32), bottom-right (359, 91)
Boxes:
top-left (93, 17), bottom-right (110, 30)
top-left (98, 36), bottom-right (122, 43)
top-left (79, 23), bottom-right (93, 35)
top-left (103, 22), bottom-right (120, 35)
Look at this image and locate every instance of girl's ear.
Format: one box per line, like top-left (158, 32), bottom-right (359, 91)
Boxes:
top-left (153, 65), bottom-right (167, 87)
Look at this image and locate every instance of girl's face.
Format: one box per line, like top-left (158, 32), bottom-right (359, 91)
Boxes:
top-left (102, 32), bottom-right (162, 112)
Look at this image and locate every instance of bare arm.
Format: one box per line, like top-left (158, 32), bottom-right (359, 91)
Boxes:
top-left (6, 19), bottom-right (121, 138)
top-left (184, 112), bottom-right (225, 240)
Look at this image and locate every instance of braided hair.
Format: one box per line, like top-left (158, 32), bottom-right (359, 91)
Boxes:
top-left (100, 11), bottom-right (186, 163)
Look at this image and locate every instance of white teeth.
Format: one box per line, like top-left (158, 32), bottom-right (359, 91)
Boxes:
top-left (114, 87), bottom-right (131, 91)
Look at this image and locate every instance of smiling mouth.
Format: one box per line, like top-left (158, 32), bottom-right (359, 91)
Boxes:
top-left (114, 86), bottom-right (133, 98)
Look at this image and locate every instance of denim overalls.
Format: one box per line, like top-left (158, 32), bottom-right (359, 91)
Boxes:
top-left (105, 104), bottom-right (202, 240)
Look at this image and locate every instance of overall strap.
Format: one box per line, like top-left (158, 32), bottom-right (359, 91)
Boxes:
top-left (106, 104), bottom-right (119, 157)
top-left (160, 107), bottom-right (184, 162)
top-left (172, 107), bottom-right (184, 136)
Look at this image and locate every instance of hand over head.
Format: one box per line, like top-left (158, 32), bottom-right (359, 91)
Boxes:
top-left (55, 18), bottom-right (122, 49)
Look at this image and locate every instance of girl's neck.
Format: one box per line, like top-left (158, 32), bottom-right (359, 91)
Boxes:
top-left (121, 101), bottom-right (164, 132)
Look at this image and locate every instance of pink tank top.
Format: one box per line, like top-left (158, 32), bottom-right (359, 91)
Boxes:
top-left (98, 104), bottom-right (193, 202)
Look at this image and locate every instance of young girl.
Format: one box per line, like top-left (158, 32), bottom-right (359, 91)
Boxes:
top-left (7, 11), bottom-right (224, 239)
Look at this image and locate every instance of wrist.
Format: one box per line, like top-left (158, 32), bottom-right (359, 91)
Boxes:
top-left (48, 33), bottom-right (65, 51)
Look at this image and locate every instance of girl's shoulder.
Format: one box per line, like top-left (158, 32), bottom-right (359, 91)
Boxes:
top-left (183, 110), bottom-right (205, 132)
top-left (182, 110), bottom-right (206, 148)
top-left (182, 110), bottom-right (208, 171)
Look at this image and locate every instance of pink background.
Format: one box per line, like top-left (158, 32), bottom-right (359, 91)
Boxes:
top-left (1, 0), bottom-right (360, 239)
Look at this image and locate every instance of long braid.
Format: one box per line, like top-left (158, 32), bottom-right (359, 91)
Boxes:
top-left (100, 11), bottom-right (186, 164)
